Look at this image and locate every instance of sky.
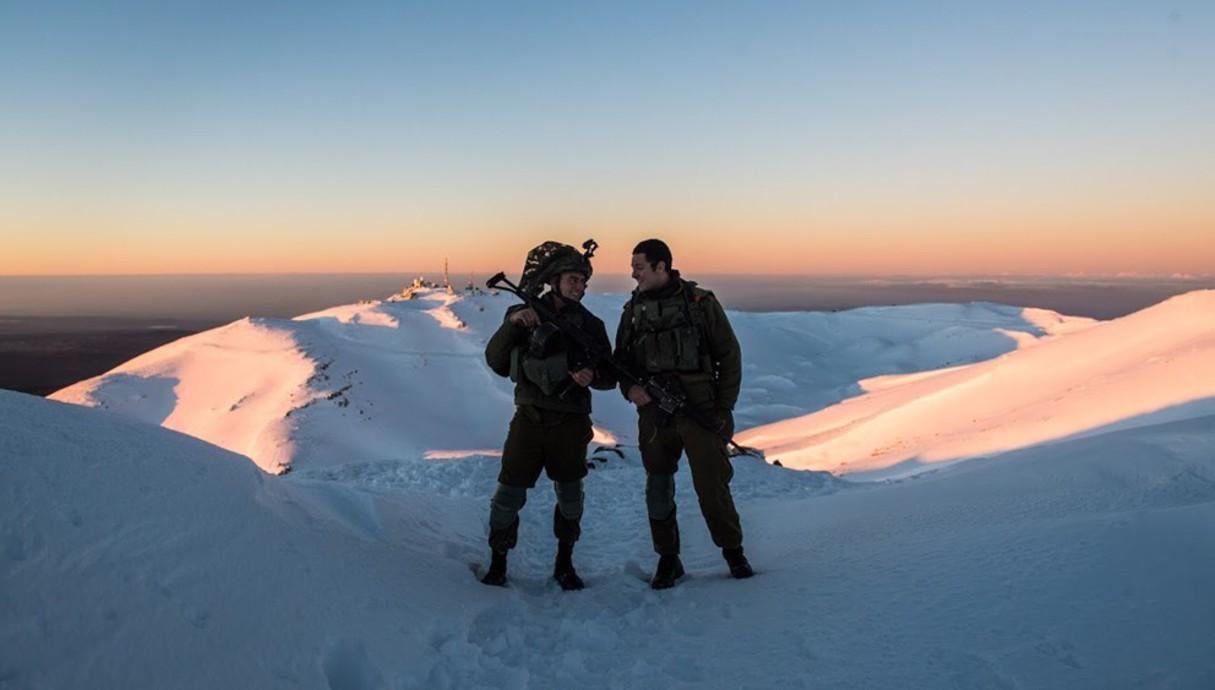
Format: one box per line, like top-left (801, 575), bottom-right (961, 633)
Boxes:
top-left (2, 0), bottom-right (1212, 277)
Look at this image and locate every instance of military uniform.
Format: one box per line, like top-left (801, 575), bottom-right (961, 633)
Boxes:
top-left (483, 291), bottom-right (616, 560)
top-left (614, 270), bottom-right (744, 556)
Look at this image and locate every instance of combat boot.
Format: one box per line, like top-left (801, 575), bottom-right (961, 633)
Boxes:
top-left (722, 546), bottom-right (754, 579)
top-left (650, 554), bottom-right (685, 590)
top-left (552, 540), bottom-right (584, 591)
top-left (481, 551), bottom-right (508, 586)
top-left (481, 518), bottom-right (518, 587)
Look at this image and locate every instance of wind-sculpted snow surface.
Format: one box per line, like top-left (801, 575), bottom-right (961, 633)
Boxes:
top-left (52, 290), bottom-right (515, 474)
top-left (50, 288), bottom-right (1083, 475)
top-left (738, 290), bottom-right (1215, 479)
top-left (727, 300), bottom-right (1094, 431)
top-left (4, 382), bottom-right (1214, 688)
top-left (10, 290), bottom-right (1215, 688)
top-left (51, 316), bottom-right (316, 473)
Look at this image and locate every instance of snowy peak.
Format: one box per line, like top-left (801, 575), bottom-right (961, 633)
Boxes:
top-left (49, 287), bottom-right (1210, 480)
top-left (51, 288), bottom-right (512, 474)
top-left (738, 290), bottom-right (1215, 479)
top-left (52, 316), bottom-right (317, 473)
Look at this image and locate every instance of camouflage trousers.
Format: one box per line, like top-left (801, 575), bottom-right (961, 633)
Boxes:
top-left (638, 406), bottom-right (743, 553)
top-left (498, 405), bottom-right (592, 487)
top-left (487, 405), bottom-right (592, 552)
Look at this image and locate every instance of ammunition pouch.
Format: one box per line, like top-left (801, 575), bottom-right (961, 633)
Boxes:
top-left (513, 314), bottom-right (577, 396)
top-left (627, 284), bottom-right (707, 374)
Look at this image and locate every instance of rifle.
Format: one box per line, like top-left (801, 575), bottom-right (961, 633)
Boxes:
top-left (486, 268), bottom-right (757, 458)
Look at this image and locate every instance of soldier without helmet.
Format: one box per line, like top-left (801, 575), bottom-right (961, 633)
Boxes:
top-left (615, 238), bottom-right (754, 589)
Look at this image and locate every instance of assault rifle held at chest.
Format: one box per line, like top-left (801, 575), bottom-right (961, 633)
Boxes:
top-left (486, 271), bottom-right (759, 458)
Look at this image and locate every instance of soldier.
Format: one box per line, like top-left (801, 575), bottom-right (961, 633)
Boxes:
top-left (481, 241), bottom-right (617, 590)
top-left (614, 239), bottom-right (754, 589)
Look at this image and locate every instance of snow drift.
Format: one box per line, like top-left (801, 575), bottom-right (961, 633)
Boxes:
top-left (9, 291), bottom-right (1215, 687)
top-left (737, 290), bottom-right (1215, 479)
top-left (5, 381), bottom-right (1214, 687)
top-left (51, 288), bottom-right (1098, 476)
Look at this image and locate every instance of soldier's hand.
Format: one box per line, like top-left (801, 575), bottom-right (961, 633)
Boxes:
top-left (508, 308), bottom-right (539, 327)
top-left (570, 368), bottom-right (594, 387)
top-left (626, 384), bottom-right (653, 407)
top-left (715, 407), bottom-right (735, 437)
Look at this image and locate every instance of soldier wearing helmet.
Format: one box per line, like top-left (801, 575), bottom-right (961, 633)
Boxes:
top-left (481, 241), bottom-right (617, 590)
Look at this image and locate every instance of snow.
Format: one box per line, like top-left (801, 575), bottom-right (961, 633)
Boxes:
top-left (737, 291), bottom-right (1215, 479)
top-left (51, 291), bottom-right (1092, 475)
top-left (6, 289), bottom-right (1215, 688)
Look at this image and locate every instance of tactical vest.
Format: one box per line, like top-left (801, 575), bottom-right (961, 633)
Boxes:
top-left (624, 282), bottom-right (709, 374)
top-left (509, 309), bottom-right (582, 396)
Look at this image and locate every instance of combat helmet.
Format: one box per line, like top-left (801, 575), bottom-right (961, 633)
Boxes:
top-left (518, 239), bottom-right (597, 297)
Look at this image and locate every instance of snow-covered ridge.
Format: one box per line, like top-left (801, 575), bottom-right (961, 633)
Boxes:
top-left (7, 375), bottom-right (1215, 687)
top-left (52, 289), bottom-right (506, 474)
top-left (737, 290), bottom-right (1215, 479)
top-left (51, 288), bottom-right (1211, 480)
top-left (49, 288), bottom-right (1072, 475)
top-left (9, 292), bottom-right (1215, 687)
top-left (50, 316), bottom-right (318, 472)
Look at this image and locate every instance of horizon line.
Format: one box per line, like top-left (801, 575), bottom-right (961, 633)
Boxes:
top-left (4, 271), bottom-right (1213, 280)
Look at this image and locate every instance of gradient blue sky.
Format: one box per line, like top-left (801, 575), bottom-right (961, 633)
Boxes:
top-left (2, 0), bottom-right (1212, 275)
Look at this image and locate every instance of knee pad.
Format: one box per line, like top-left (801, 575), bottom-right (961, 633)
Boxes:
top-left (645, 473), bottom-right (676, 521)
top-left (553, 479), bottom-right (584, 521)
top-left (489, 483), bottom-right (528, 531)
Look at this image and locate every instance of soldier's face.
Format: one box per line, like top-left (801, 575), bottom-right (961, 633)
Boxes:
top-left (554, 272), bottom-right (586, 302)
top-left (631, 253), bottom-right (667, 292)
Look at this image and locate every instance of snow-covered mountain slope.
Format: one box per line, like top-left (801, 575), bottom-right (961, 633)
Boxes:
top-left (0, 389), bottom-right (491, 688)
top-left (738, 290), bottom-right (1215, 479)
top-left (50, 287), bottom-right (1088, 475)
top-left (51, 289), bottom-right (517, 474)
top-left (5, 384), bottom-right (1214, 688)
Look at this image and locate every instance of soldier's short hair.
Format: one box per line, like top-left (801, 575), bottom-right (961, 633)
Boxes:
top-left (632, 239), bottom-right (672, 271)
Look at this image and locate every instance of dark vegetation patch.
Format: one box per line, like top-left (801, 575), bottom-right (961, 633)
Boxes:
top-left (0, 317), bottom-right (214, 396)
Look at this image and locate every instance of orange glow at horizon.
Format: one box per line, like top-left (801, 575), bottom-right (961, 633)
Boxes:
top-left (3, 206), bottom-right (1212, 277)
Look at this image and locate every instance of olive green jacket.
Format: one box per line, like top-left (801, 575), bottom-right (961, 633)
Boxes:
top-left (485, 293), bottom-right (616, 414)
top-left (614, 272), bottom-right (742, 411)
